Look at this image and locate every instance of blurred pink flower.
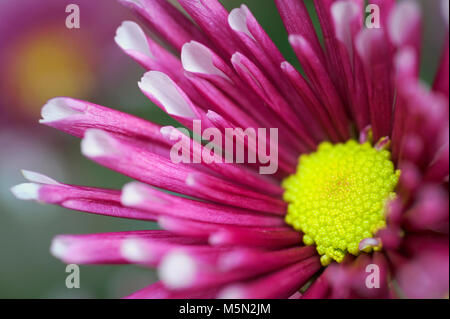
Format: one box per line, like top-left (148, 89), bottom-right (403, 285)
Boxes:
top-left (0, 0), bottom-right (133, 124)
top-left (12, 0), bottom-right (449, 299)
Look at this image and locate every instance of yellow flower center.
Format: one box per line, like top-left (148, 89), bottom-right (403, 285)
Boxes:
top-left (283, 140), bottom-right (400, 266)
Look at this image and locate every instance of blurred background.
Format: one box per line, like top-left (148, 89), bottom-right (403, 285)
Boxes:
top-left (0, 0), bottom-right (447, 298)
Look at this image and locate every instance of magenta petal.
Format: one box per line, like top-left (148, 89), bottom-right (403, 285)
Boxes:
top-left (40, 97), bottom-right (167, 145)
top-left (218, 246), bottom-right (316, 272)
top-left (302, 270), bottom-right (330, 299)
top-left (81, 129), bottom-right (285, 212)
top-left (125, 281), bottom-right (219, 299)
top-left (50, 230), bottom-right (175, 264)
top-left (219, 256), bottom-right (321, 299)
top-left (289, 35), bottom-right (350, 140)
top-left (355, 28), bottom-right (394, 141)
top-left (158, 247), bottom-right (315, 291)
top-left (209, 227), bottom-right (301, 248)
top-left (158, 216), bottom-right (292, 244)
top-left (120, 237), bottom-right (221, 267)
top-left (121, 182), bottom-right (284, 227)
top-left (433, 39), bottom-right (449, 99)
top-left (281, 61), bottom-right (342, 142)
top-left (275, 0), bottom-right (325, 64)
top-left (388, 0), bottom-right (422, 61)
top-left (404, 185), bottom-right (449, 233)
top-left (10, 170), bottom-right (158, 221)
top-left (160, 126), bottom-right (284, 196)
top-left (231, 52), bottom-right (317, 149)
top-left (177, 0), bottom-right (244, 59)
top-left (118, 0), bottom-right (213, 52)
top-left (396, 249), bottom-right (449, 299)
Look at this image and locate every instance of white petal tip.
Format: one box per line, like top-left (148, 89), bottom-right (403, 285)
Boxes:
top-left (21, 170), bottom-right (60, 185)
top-left (121, 183), bottom-right (146, 207)
top-left (115, 21), bottom-right (152, 58)
top-left (218, 286), bottom-right (244, 299)
top-left (40, 97), bottom-right (83, 123)
top-left (160, 126), bottom-right (175, 139)
top-left (208, 232), bottom-right (226, 246)
top-left (120, 239), bottom-right (150, 262)
top-left (138, 71), bottom-right (196, 118)
top-left (50, 237), bottom-right (69, 259)
top-left (228, 6), bottom-right (254, 41)
top-left (359, 237), bottom-right (382, 251)
top-left (185, 174), bottom-right (196, 186)
top-left (81, 129), bottom-right (118, 158)
top-left (10, 183), bottom-right (41, 200)
top-left (122, 182), bottom-right (167, 207)
top-left (181, 41), bottom-right (229, 79)
top-left (120, 0), bottom-right (143, 8)
top-left (443, 0), bottom-right (449, 27)
top-left (388, 1), bottom-right (421, 45)
top-left (158, 252), bottom-right (197, 289)
top-left (288, 34), bottom-right (306, 46)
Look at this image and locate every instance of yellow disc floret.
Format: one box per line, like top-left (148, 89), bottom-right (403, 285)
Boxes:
top-left (283, 140), bottom-right (400, 266)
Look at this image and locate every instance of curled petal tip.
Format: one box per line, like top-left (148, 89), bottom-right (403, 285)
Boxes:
top-left (39, 97), bottom-right (83, 124)
top-left (21, 170), bottom-right (60, 185)
top-left (121, 182), bottom-right (166, 207)
top-left (138, 71), bottom-right (196, 118)
top-left (81, 129), bottom-right (118, 158)
top-left (359, 237), bottom-right (382, 252)
top-left (181, 41), bottom-right (228, 78)
top-left (115, 21), bottom-right (153, 58)
top-left (10, 183), bottom-right (41, 200)
top-left (228, 6), bottom-right (254, 40)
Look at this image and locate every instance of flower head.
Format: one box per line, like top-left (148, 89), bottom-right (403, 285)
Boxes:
top-left (12, 0), bottom-right (449, 299)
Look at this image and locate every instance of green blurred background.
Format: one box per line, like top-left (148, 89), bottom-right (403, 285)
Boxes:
top-left (0, 0), bottom-right (446, 298)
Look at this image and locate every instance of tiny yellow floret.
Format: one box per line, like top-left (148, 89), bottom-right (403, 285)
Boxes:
top-left (283, 140), bottom-right (400, 266)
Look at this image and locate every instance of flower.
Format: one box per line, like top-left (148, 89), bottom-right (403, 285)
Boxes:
top-left (11, 0), bottom-right (449, 299)
top-left (0, 0), bottom-right (133, 123)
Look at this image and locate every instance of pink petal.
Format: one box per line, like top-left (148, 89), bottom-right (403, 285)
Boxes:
top-left (218, 256), bottom-right (321, 299)
top-left (121, 182), bottom-right (284, 227)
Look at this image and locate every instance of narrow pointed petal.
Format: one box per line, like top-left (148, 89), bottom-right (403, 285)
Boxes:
top-left (81, 129), bottom-right (286, 213)
top-left (289, 35), bottom-right (350, 139)
top-left (231, 52), bottom-right (317, 149)
top-left (50, 230), bottom-right (175, 264)
top-left (121, 182), bottom-right (284, 227)
top-left (275, 0), bottom-right (325, 64)
top-left (281, 61), bottom-right (342, 142)
top-left (158, 216), bottom-right (291, 243)
top-left (388, 0), bottom-right (422, 59)
top-left (121, 237), bottom-right (226, 267)
top-left (177, 0), bottom-right (245, 59)
top-left (125, 281), bottom-right (219, 299)
top-left (218, 246), bottom-right (316, 272)
top-left (433, 40), bottom-right (449, 99)
top-left (218, 256), bottom-right (321, 299)
top-left (118, 0), bottom-right (212, 52)
top-left (11, 170), bottom-right (158, 221)
top-left (40, 97), bottom-right (168, 147)
top-left (404, 185), bottom-right (449, 233)
top-left (158, 247), bottom-right (314, 291)
top-left (356, 28), bottom-right (394, 141)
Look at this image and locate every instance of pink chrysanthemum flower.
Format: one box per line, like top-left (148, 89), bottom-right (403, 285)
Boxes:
top-left (12, 0), bottom-right (449, 299)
